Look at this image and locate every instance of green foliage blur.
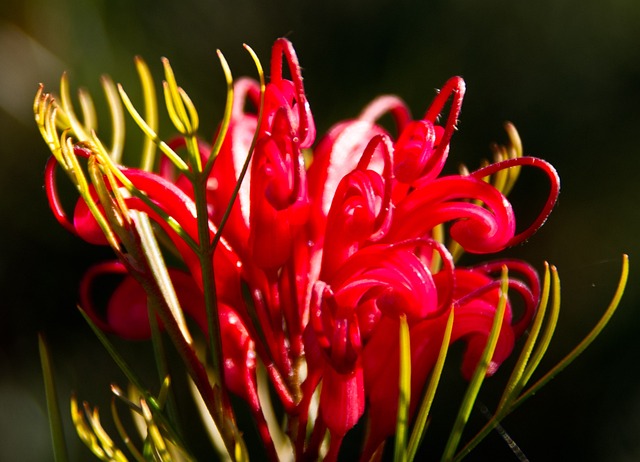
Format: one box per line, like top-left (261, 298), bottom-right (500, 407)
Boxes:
top-left (1, 0), bottom-right (639, 460)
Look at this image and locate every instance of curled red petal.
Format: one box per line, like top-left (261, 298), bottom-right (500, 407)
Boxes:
top-left (72, 190), bottom-right (111, 245)
top-left (463, 259), bottom-right (540, 337)
top-left (393, 120), bottom-right (437, 184)
top-left (308, 120), bottom-right (386, 241)
top-left (46, 155), bottom-right (113, 245)
top-left (79, 263), bottom-right (203, 340)
top-left (418, 76), bottom-right (466, 181)
top-left (107, 274), bottom-right (153, 339)
top-left (450, 266), bottom-right (537, 378)
top-left (319, 135), bottom-right (393, 278)
top-left (308, 97), bottom-right (409, 240)
top-left (79, 261), bottom-right (126, 335)
top-left (313, 240), bottom-right (451, 373)
top-left (355, 134), bottom-right (394, 239)
top-left (331, 250), bottom-right (437, 322)
top-left (44, 156), bottom-right (79, 237)
top-left (268, 38), bottom-right (316, 148)
top-left (358, 94), bottom-right (412, 131)
top-left (470, 156), bottom-right (560, 248)
top-left (389, 175), bottom-right (516, 253)
top-left (231, 77), bottom-right (262, 117)
top-left (249, 109), bottom-right (309, 270)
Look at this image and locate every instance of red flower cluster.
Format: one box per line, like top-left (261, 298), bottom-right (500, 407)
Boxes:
top-left (44, 38), bottom-right (559, 460)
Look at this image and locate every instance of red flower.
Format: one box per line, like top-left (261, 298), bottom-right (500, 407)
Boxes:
top-left (42, 38), bottom-right (559, 460)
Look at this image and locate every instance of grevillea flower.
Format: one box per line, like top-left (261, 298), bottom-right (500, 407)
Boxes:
top-left (36, 38), bottom-right (564, 461)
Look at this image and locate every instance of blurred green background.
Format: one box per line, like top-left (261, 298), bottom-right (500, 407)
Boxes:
top-left (1, 0), bottom-right (639, 460)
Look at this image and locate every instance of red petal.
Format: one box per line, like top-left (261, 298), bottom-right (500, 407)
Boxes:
top-left (389, 175), bottom-right (516, 253)
top-left (319, 363), bottom-right (365, 437)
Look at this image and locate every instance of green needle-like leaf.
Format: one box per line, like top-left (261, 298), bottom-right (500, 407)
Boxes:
top-left (210, 44), bottom-right (265, 251)
top-left (514, 254), bottom-right (629, 409)
top-left (78, 306), bottom-right (191, 455)
top-left (515, 265), bottom-right (561, 394)
top-left (454, 255), bottom-right (628, 461)
top-left (111, 398), bottom-right (146, 462)
top-left (134, 56), bottom-right (158, 172)
top-left (454, 265), bottom-right (560, 461)
top-left (441, 267), bottom-right (509, 461)
top-left (118, 83), bottom-right (188, 172)
top-left (78, 306), bottom-right (151, 398)
top-left (100, 75), bottom-right (125, 163)
top-left (203, 49), bottom-right (235, 177)
top-left (38, 333), bottom-right (69, 462)
top-left (497, 263), bottom-right (553, 412)
top-left (394, 315), bottom-right (411, 462)
top-left (407, 307), bottom-right (455, 462)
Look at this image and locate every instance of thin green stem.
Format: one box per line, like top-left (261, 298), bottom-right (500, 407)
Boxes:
top-left (190, 132), bottom-right (243, 460)
top-left (191, 172), bottom-right (224, 382)
top-left (142, 263), bottom-right (241, 458)
top-left (147, 298), bottom-right (182, 441)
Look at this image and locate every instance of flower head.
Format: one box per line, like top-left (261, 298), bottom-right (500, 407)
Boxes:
top-left (35, 38), bottom-right (563, 461)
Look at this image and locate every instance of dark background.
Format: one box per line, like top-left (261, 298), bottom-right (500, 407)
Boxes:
top-left (1, 0), bottom-right (639, 460)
